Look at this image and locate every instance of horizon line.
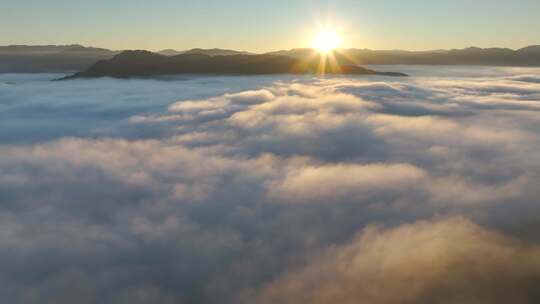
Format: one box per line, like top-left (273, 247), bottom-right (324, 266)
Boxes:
top-left (2, 43), bottom-right (540, 54)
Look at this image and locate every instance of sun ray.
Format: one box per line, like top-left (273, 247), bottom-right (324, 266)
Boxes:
top-left (309, 28), bottom-right (344, 74)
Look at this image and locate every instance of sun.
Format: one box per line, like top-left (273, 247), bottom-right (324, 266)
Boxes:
top-left (311, 29), bottom-right (342, 53)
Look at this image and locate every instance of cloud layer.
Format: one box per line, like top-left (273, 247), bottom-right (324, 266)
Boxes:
top-left (255, 217), bottom-right (540, 304)
top-left (1, 68), bottom-right (540, 303)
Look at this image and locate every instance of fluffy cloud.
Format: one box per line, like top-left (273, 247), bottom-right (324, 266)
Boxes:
top-left (1, 67), bottom-right (540, 303)
top-left (253, 218), bottom-right (540, 304)
top-left (267, 163), bottom-right (426, 203)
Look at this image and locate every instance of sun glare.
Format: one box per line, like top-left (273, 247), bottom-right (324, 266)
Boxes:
top-left (311, 29), bottom-right (341, 53)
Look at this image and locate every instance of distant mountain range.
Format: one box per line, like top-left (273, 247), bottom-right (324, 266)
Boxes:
top-left (0, 45), bottom-right (253, 73)
top-left (61, 50), bottom-right (407, 79)
top-left (269, 46), bottom-right (540, 66)
top-left (0, 45), bottom-right (119, 73)
top-left (1, 44), bottom-right (540, 73)
top-left (158, 48), bottom-right (253, 56)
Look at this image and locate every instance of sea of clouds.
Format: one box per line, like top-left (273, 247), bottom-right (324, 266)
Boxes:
top-left (1, 67), bottom-right (540, 303)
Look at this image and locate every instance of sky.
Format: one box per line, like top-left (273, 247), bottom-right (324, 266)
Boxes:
top-left (2, 0), bottom-right (540, 52)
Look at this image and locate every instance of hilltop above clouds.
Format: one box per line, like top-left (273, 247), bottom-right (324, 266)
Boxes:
top-left (2, 45), bottom-right (540, 73)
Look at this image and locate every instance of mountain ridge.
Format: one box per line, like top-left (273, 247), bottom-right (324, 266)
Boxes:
top-left (266, 46), bottom-right (540, 66)
top-left (158, 48), bottom-right (253, 56)
top-left (2, 45), bottom-right (540, 73)
top-left (61, 50), bottom-right (408, 79)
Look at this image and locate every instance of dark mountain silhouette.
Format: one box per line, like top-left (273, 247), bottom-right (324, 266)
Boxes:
top-left (0, 45), bottom-right (119, 73)
top-left (518, 45), bottom-right (540, 54)
top-left (267, 46), bottom-right (540, 66)
top-left (2, 44), bottom-right (540, 73)
top-left (61, 50), bottom-right (407, 79)
top-left (159, 48), bottom-right (253, 56)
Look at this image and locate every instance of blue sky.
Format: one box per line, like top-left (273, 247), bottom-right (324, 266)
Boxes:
top-left (2, 0), bottom-right (539, 52)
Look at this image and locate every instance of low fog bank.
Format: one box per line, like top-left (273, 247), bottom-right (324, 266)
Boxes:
top-left (1, 67), bottom-right (540, 303)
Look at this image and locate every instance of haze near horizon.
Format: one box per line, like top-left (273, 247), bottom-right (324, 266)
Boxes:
top-left (2, 0), bottom-right (540, 52)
